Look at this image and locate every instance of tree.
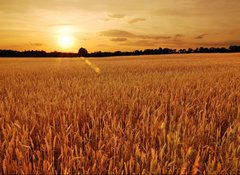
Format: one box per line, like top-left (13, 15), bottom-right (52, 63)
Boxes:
top-left (78, 48), bottom-right (88, 57)
top-left (229, 46), bottom-right (240, 52)
top-left (187, 48), bottom-right (193, 53)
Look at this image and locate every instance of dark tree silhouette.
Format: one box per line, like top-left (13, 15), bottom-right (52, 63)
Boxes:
top-left (229, 46), bottom-right (240, 52)
top-left (1, 45), bottom-right (240, 57)
top-left (188, 48), bottom-right (193, 53)
top-left (179, 49), bottom-right (187, 53)
top-left (78, 48), bottom-right (88, 57)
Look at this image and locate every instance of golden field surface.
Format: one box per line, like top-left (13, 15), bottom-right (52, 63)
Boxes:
top-left (0, 53), bottom-right (240, 174)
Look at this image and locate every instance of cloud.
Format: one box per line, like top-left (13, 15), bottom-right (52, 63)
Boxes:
top-left (8, 42), bottom-right (44, 48)
top-left (100, 30), bottom-right (171, 40)
top-left (194, 40), bottom-right (240, 47)
top-left (120, 36), bottom-right (189, 48)
top-left (120, 40), bottom-right (159, 47)
top-left (128, 18), bottom-right (146, 24)
top-left (168, 39), bottom-right (186, 46)
top-left (172, 34), bottom-right (185, 41)
top-left (108, 13), bottom-right (125, 18)
top-left (100, 30), bottom-right (135, 37)
top-left (175, 34), bottom-right (184, 38)
top-left (110, 38), bottom-right (128, 42)
top-left (29, 42), bottom-right (44, 46)
top-left (195, 34), bottom-right (208, 39)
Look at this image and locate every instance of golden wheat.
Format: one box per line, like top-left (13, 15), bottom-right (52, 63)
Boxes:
top-left (0, 53), bottom-right (240, 174)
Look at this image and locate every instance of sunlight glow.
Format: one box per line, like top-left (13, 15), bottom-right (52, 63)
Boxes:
top-left (58, 34), bottom-right (74, 48)
top-left (57, 26), bottom-right (75, 49)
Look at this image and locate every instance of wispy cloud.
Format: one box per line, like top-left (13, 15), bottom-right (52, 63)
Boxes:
top-left (108, 13), bottom-right (125, 19)
top-left (100, 29), bottom-right (171, 40)
top-left (174, 34), bottom-right (184, 38)
top-left (194, 40), bottom-right (240, 47)
top-left (120, 40), bottom-right (159, 47)
top-left (8, 42), bottom-right (44, 48)
top-left (100, 30), bottom-right (134, 38)
top-left (128, 18), bottom-right (146, 24)
top-left (29, 42), bottom-right (44, 46)
top-left (110, 38), bottom-right (128, 42)
top-left (195, 34), bottom-right (208, 39)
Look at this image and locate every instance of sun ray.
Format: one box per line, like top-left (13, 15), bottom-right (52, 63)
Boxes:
top-left (81, 57), bottom-right (101, 73)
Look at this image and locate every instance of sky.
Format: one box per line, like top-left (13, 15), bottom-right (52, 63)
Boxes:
top-left (0, 0), bottom-right (240, 52)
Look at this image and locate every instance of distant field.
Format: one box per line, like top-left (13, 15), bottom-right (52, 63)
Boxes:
top-left (0, 53), bottom-right (240, 174)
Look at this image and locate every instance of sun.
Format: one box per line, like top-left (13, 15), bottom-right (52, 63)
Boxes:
top-left (55, 25), bottom-right (76, 49)
top-left (58, 34), bottom-right (74, 49)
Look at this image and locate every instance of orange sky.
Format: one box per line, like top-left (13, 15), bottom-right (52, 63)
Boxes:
top-left (0, 0), bottom-right (240, 52)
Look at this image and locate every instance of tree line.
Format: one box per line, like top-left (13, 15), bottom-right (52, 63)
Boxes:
top-left (0, 50), bottom-right (77, 57)
top-left (0, 45), bottom-right (240, 57)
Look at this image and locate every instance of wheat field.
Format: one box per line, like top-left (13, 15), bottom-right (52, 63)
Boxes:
top-left (0, 53), bottom-right (240, 174)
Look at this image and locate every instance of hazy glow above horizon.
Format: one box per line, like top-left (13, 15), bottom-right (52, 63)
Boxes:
top-left (58, 34), bottom-right (74, 49)
top-left (56, 26), bottom-right (75, 49)
top-left (0, 0), bottom-right (240, 52)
